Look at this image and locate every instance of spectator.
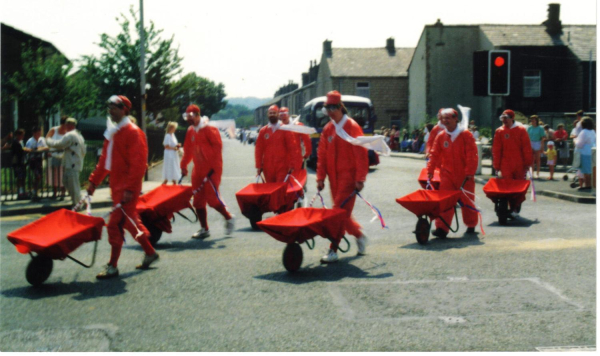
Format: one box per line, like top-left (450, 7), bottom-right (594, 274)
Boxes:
top-left (25, 126), bottom-right (49, 201)
top-left (389, 125), bottom-right (399, 151)
top-left (574, 117), bottom-right (596, 190)
top-left (383, 129), bottom-right (391, 145)
top-left (11, 129), bottom-right (27, 200)
top-left (527, 115), bottom-right (545, 179)
top-left (162, 121), bottom-right (182, 185)
top-left (570, 110), bottom-right (585, 175)
top-left (1, 132), bottom-right (13, 151)
top-left (471, 126), bottom-right (480, 141)
top-left (46, 118), bottom-right (86, 208)
top-left (553, 123), bottom-right (569, 169)
top-left (46, 116), bottom-right (67, 200)
top-left (543, 124), bottom-right (554, 150)
top-left (544, 141), bottom-right (557, 180)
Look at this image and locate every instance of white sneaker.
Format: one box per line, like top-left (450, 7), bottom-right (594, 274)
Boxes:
top-left (320, 249), bottom-right (339, 263)
top-left (96, 264), bottom-right (119, 279)
top-left (356, 235), bottom-right (368, 256)
top-left (225, 215), bottom-right (236, 236)
top-left (192, 228), bottom-right (210, 239)
top-left (510, 211), bottom-right (520, 218)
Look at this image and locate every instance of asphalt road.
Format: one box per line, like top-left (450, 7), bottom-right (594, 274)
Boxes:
top-left (0, 137), bottom-right (596, 351)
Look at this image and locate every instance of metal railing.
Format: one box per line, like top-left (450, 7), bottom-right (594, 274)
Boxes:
top-left (1, 146), bottom-right (101, 202)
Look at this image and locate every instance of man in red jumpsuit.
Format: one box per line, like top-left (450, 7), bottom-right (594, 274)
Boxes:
top-left (427, 108), bottom-right (479, 238)
top-left (279, 107), bottom-right (312, 165)
top-left (425, 108), bottom-right (446, 158)
top-left (492, 109), bottom-right (532, 217)
top-left (254, 105), bottom-right (300, 182)
top-left (88, 95), bottom-right (159, 279)
top-left (180, 105), bottom-right (235, 239)
top-left (317, 91), bottom-right (369, 263)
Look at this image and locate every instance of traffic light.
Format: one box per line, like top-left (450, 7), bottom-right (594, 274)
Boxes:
top-left (488, 50), bottom-right (510, 95)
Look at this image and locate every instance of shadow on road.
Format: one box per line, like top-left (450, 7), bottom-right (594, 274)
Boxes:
top-left (401, 233), bottom-right (484, 251)
top-left (127, 236), bottom-right (233, 252)
top-left (254, 256), bottom-right (393, 284)
top-left (0, 273), bottom-right (137, 300)
top-left (487, 216), bottom-right (541, 228)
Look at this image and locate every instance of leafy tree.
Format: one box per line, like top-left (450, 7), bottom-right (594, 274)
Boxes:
top-left (171, 72), bottom-right (227, 118)
top-left (61, 60), bottom-right (101, 119)
top-left (84, 6), bottom-right (182, 122)
top-left (4, 44), bottom-right (71, 124)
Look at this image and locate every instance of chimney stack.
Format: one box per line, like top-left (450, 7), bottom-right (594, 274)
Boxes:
top-left (386, 37), bottom-right (396, 55)
top-left (543, 3), bottom-right (562, 35)
top-left (323, 40), bottom-right (332, 58)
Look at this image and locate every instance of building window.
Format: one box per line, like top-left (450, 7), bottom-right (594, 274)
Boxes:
top-left (356, 82), bottom-right (370, 98)
top-left (523, 70), bottom-right (541, 98)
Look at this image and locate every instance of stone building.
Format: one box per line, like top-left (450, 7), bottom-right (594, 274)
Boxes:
top-left (408, 4), bottom-right (596, 130)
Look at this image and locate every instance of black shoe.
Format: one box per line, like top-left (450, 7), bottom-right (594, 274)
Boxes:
top-left (578, 186), bottom-right (592, 191)
top-left (466, 227), bottom-right (476, 234)
top-left (431, 228), bottom-right (448, 239)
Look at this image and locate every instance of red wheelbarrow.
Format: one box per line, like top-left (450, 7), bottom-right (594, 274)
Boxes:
top-left (7, 205), bottom-right (105, 286)
top-left (257, 206), bottom-right (349, 272)
top-left (236, 170), bottom-right (306, 230)
top-left (136, 184), bottom-right (195, 246)
top-left (483, 178), bottom-right (530, 225)
top-left (418, 168), bottom-right (441, 190)
top-left (396, 190), bottom-right (463, 245)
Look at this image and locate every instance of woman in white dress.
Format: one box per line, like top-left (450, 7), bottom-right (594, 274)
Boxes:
top-left (162, 122), bottom-right (182, 184)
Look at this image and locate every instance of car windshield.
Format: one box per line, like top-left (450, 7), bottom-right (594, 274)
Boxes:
top-left (314, 103), bottom-right (370, 129)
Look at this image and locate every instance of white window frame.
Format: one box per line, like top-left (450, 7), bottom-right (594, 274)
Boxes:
top-left (356, 82), bottom-right (370, 98)
top-left (523, 70), bottom-right (542, 98)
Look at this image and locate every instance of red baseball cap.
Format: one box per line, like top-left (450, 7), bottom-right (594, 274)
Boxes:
top-left (502, 109), bottom-right (515, 119)
top-left (268, 105), bottom-right (279, 112)
top-left (107, 95), bottom-right (132, 113)
top-left (186, 104), bottom-right (201, 115)
top-left (279, 107), bottom-right (289, 115)
top-left (325, 91), bottom-right (342, 105)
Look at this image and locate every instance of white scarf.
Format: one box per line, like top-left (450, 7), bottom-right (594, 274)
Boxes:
top-left (104, 116), bottom-right (131, 170)
top-left (444, 125), bottom-right (465, 143)
top-left (193, 116), bottom-right (210, 132)
top-left (267, 121), bottom-right (281, 133)
top-left (278, 116), bottom-right (317, 135)
top-left (330, 115), bottom-right (390, 156)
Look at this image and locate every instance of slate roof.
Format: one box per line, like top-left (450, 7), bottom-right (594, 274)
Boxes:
top-left (478, 24), bottom-right (596, 61)
top-left (326, 47), bottom-right (415, 77)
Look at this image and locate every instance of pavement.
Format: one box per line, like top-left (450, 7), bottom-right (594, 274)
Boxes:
top-left (389, 151), bottom-right (596, 204)
top-left (0, 152), bottom-right (595, 218)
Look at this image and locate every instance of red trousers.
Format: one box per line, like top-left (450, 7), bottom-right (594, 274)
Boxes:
top-left (328, 179), bottom-right (362, 251)
top-left (106, 199), bottom-right (155, 267)
top-left (434, 178), bottom-right (478, 233)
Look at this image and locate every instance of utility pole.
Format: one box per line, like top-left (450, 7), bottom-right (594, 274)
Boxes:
top-left (139, 0), bottom-right (148, 180)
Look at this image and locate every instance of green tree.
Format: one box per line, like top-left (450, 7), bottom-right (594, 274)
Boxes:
top-left (4, 44), bottom-right (71, 125)
top-left (84, 6), bottom-right (182, 121)
top-left (61, 59), bottom-right (101, 119)
top-left (171, 72), bottom-right (227, 118)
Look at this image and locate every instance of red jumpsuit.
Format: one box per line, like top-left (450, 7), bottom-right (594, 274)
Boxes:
top-left (492, 124), bottom-right (532, 210)
top-left (255, 125), bottom-right (301, 182)
top-left (426, 123), bottom-right (444, 155)
top-left (427, 129), bottom-right (479, 232)
top-left (89, 122), bottom-right (154, 267)
top-left (180, 125), bottom-right (231, 230)
top-left (294, 122), bottom-right (313, 161)
top-left (317, 117), bottom-right (369, 241)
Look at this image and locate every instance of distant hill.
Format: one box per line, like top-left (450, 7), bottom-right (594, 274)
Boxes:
top-left (225, 97), bottom-right (270, 110)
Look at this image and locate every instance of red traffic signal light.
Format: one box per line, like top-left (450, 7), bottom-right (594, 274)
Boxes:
top-left (488, 50), bottom-right (510, 95)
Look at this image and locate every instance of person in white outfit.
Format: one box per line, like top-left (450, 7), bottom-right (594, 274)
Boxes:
top-left (162, 121), bottom-right (182, 185)
top-left (46, 116), bottom-right (67, 200)
top-left (46, 118), bottom-right (87, 208)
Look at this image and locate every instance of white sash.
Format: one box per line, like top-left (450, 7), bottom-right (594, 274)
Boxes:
top-left (331, 115), bottom-right (390, 156)
top-left (104, 116), bottom-right (131, 170)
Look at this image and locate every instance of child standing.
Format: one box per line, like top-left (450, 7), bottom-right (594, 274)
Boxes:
top-left (544, 141), bottom-right (557, 180)
top-left (162, 122), bottom-right (182, 185)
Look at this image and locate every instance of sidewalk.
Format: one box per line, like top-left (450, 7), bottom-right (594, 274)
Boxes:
top-left (388, 151), bottom-right (596, 204)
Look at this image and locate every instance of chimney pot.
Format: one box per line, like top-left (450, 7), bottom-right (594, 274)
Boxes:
top-left (323, 40), bottom-right (332, 58)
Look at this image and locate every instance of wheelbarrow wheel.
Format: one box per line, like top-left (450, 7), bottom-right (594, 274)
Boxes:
top-left (26, 255), bottom-right (53, 286)
top-left (414, 217), bottom-right (431, 245)
top-left (282, 243), bottom-right (303, 272)
top-left (249, 211), bottom-right (263, 230)
top-left (141, 216), bottom-right (163, 247)
top-left (496, 199), bottom-right (508, 225)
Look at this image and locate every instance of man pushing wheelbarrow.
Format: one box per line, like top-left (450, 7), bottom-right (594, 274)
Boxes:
top-left (426, 107), bottom-right (479, 239)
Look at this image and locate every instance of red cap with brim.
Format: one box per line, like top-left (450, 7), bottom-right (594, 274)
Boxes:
top-left (502, 109), bottom-right (515, 118)
top-left (325, 91), bottom-right (342, 105)
top-left (186, 105), bottom-right (200, 114)
top-left (268, 105), bottom-right (279, 112)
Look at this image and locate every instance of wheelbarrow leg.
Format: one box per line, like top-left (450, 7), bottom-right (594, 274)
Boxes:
top-left (495, 199), bottom-right (509, 225)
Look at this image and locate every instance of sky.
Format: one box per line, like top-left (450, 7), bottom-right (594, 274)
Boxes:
top-left (0, 0), bottom-right (597, 99)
